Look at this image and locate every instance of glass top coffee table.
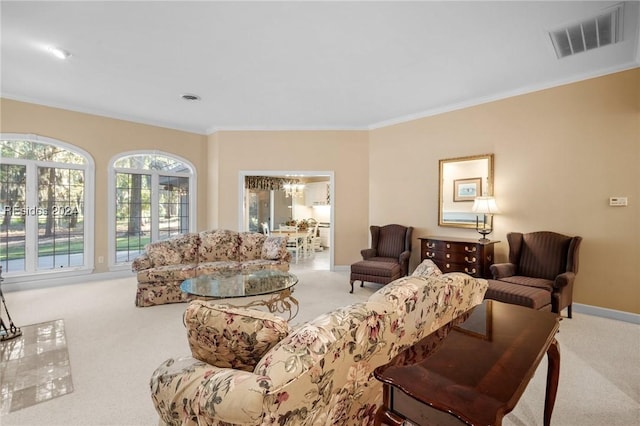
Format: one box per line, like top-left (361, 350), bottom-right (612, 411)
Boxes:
top-left (181, 270), bottom-right (299, 320)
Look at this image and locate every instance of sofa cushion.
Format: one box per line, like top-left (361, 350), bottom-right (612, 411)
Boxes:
top-left (240, 259), bottom-right (289, 272)
top-left (238, 232), bottom-right (268, 261)
top-left (145, 240), bottom-right (183, 267)
top-left (174, 232), bottom-right (201, 263)
top-left (485, 279), bottom-right (552, 310)
top-left (184, 301), bottom-right (292, 372)
top-left (411, 259), bottom-right (443, 278)
top-left (195, 261), bottom-right (242, 276)
top-left (136, 264), bottom-right (197, 283)
top-left (199, 230), bottom-right (240, 262)
top-left (261, 236), bottom-right (289, 260)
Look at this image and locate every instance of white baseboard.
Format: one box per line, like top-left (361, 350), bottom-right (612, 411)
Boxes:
top-left (2, 270), bottom-right (134, 293)
top-left (6, 268), bottom-right (638, 325)
top-left (572, 303), bottom-right (639, 324)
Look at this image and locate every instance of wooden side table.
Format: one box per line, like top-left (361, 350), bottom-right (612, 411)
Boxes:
top-left (374, 301), bottom-right (560, 426)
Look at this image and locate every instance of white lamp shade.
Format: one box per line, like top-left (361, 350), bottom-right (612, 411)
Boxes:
top-left (472, 196), bottom-right (500, 214)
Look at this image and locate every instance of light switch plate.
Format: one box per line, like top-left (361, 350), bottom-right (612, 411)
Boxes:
top-left (609, 197), bottom-right (628, 206)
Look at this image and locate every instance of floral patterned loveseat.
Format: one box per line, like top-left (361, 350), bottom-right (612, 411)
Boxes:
top-left (132, 230), bottom-right (290, 307)
top-left (149, 260), bottom-right (488, 425)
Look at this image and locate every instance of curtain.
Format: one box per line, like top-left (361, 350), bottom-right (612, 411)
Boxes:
top-left (244, 176), bottom-right (286, 191)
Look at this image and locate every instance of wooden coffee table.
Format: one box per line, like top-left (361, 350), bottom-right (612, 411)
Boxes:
top-left (374, 300), bottom-right (560, 426)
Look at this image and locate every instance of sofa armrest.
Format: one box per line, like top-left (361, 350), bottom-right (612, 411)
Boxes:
top-left (150, 356), bottom-right (271, 425)
top-left (398, 250), bottom-right (411, 275)
top-left (490, 262), bottom-right (517, 279)
top-left (184, 301), bottom-right (291, 372)
top-left (361, 248), bottom-right (376, 259)
top-left (131, 254), bottom-right (151, 272)
top-left (553, 271), bottom-right (576, 289)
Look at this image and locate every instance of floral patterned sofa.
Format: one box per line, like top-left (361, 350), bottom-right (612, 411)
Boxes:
top-left (132, 230), bottom-right (290, 307)
top-left (149, 260), bottom-right (488, 425)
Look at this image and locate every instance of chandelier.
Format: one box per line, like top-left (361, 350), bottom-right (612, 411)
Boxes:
top-left (283, 179), bottom-right (305, 198)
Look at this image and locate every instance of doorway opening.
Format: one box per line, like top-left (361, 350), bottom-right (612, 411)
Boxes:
top-left (238, 171), bottom-right (334, 271)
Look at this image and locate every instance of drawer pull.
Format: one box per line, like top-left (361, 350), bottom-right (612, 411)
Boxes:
top-left (446, 243), bottom-right (451, 249)
top-left (446, 253), bottom-right (451, 259)
top-left (464, 246), bottom-right (477, 253)
top-left (426, 242), bottom-right (436, 249)
top-left (445, 263), bottom-right (451, 269)
top-left (464, 267), bottom-right (477, 275)
top-left (426, 252), bottom-right (435, 258)
top-left (465, 256), bottom-right (477, 263)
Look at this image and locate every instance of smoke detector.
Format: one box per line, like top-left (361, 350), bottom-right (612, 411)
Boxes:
top-left (549, 3), bottom-right (624, 59)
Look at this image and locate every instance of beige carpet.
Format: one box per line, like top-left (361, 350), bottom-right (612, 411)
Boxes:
top-left (0, 266), bottom-right (638, 425)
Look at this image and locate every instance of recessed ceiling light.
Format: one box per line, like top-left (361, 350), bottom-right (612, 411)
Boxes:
top-left (181, 94), bottom-right (201, 101)
top-left (47, 46), bottom-right (71, 60)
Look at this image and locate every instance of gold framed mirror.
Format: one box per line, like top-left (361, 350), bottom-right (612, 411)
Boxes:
top-left (439, 154), bottom-right (494, 228)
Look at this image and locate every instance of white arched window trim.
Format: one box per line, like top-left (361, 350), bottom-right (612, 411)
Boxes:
top-left (108, 150), bottom-right (197, 271)
top-left (0, 133), bottom-right (95, 284)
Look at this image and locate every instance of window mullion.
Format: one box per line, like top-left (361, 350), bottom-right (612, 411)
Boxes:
top-left (151, 172), bottom-right (159, 242)
top-left (25, 162), bottom-right (38, 273)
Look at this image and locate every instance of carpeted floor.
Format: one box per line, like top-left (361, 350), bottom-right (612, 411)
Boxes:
top-left (0, 254), bottom-right (638, 425)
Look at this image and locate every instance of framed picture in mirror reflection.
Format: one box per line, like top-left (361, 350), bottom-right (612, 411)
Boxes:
top-left (453, 177), bottom-right (482, 202)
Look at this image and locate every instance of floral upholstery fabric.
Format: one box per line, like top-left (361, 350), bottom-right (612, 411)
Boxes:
top-left (146, 241), bottom-right (183, 267)
top-left (136, 281), bottom-right (190, 307)
top-left (411, 259), bottom-right (443, 278)
top-left (150, 270), bottom-right (489, 426)
top-left (239, 259), bottom-right (289, 272)
top-left (184, 301), bottom-right (292, 372)
top-left (195, 261), bottom-right (242, 276)
top-left (131, 254), bottom-right (152, 271)
top-left (237, 232), bottom-right (268, 261)
top-left (137, 264), bottom-right (197, 284)
top-left (261, 236), bottom-right (289, 261)
top-left (199, 230), bottom-right (240, 262)
top-left (132, 230), bottom-right (290, 307)
top-left (175, 233), bottom-right (201, 263)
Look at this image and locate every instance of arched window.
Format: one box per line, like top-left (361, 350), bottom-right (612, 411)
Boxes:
top-left (109, 151), bottom-right (195, 268)
top-left (0, 134), bottom-right (94, 279)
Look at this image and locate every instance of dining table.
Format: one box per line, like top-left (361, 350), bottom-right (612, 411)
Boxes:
top-left (271, 230), bottom-right (310, 260)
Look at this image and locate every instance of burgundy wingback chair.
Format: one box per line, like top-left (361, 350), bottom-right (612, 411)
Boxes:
top-left (487, 231), bottom-right (582, 317)
top-left (349, 224), bottom-right (413, 293)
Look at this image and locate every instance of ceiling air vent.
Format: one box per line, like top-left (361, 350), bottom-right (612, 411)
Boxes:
top-left (549, 3), bottom-right (624, 59)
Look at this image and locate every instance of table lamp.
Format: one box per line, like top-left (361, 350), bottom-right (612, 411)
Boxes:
top-left (471, 196), bottom-right (500, 242)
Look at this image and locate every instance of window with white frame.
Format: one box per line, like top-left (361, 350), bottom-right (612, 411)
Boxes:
top-left (110, 151), bottom-right (195, 267)
top-left (0, 134), bottom-right (94, 278)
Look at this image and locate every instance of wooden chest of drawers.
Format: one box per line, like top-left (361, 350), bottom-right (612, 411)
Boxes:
top-left (419, 237), bottom-right (498, 279)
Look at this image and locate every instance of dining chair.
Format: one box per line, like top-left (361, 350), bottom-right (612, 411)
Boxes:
top-left (261, 222), bottom-right (270, 236)
top-left (306, 221), bottom-right (320, 255)
top-left (279, 225), bottom-right (303, 261)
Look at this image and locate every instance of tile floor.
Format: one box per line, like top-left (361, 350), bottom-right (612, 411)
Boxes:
top-left (0, 319), bottom-right (73, 414)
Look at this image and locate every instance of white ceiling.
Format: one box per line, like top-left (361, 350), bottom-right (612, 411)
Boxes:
top-left (2, 1), bottom-right (639, 135)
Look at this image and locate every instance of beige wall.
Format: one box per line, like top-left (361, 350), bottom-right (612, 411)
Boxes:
top-left (369, 68), bottom-right (640, 314)
top-left (0, 99), bottom-right (208, 273)
top-left (207, 130), bottom-right (370, 265)
top-left (2, 68), bottom-right (638, 313)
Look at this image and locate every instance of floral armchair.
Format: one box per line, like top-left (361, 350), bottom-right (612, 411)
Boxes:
top-left (149, 260), bottom-right (488, 425)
